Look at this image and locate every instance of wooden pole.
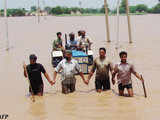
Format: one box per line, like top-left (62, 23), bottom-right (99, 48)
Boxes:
top-left (116, 0), bottom-right (120, 49)
top-left (125, 0), bottom-right (132, 43)
top-left (37, 0), bottom-right (40, 23)
top-left (4, 0), bottom-right (9, 51)
top-left (104, 0), bottom-right (111, 43)
top-left (141, 75), bottom-right (147, 98)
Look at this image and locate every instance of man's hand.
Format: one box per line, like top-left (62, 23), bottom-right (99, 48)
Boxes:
top-left (23, 62), bottom-right (27, 70)
top-left (49, 80), bottom-right (55, 86)
top-left (84, 80), bottom-right (88, 85)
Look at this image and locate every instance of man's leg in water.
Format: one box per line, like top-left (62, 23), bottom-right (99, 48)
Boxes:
top-left (95, 79), bottom-right (102, 93)
top-left (118, 83), bottom-right (124, 96)
top-left (62, 84), bottom-right (70, 94)
top-left (127, 88), bottom-right (134, 97)
top-left (30, 84), bottom-right (43, 96)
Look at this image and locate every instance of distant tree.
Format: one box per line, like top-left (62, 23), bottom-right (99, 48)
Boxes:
top-left (135, 4), bottom-right (148, 12)
top-left (121, 0), bottom-right (126, 9)
top-left (51, 6), bottom-right (64, 15)
top-left (129, 6), bottom-right (137, 13)
top-left (30, 6), bottom-right (37, 12)
top-left (119, 7), bottom-right (126, 13)
top-left (7, 8), bottom-right (26, 16)
top-left (119, 0), bottom-right (126, 13)
top-left (100, 5), bottom-right (110, 13)
top-left (44, 6), bottom-right (52, 14)
top-left (151, 3), bottom-right (160, 13)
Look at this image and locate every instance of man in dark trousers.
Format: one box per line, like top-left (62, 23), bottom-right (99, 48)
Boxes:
top-left (87, 47), bottom-right (113, 93)
top-left (53, 50), bottom-right (88, 94)
top-left (112, 51), bottom-right (144, 97)
top-left (23, 54), bottom-right (54, 96)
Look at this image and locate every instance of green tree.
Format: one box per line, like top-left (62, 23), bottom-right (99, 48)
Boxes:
top-left (51, 6), bottom-right (64, 15)
top-left (44, 6), bottom-right (52, 14)
top-left (135, 4), bottom-right (148, 12)
top-left (119, 0), bottom-right (126, 13)
top-left (152, 3), bottom-right (160, 13)
top-left (119, 7), bottom-right (126, 13)
top-left (121, 0), bottom-right (126, 9)
top-left (100, 5), bottom-right (110, 13)
top-left (129, 6), bottom-right (137, 13)
top-left (30, 6), bottom-right (37, 12)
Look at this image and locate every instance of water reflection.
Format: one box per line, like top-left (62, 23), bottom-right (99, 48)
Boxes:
top-left (28, 97), bottom-right (47, 120)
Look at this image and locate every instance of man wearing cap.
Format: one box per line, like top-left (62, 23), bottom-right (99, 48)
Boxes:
top-left (53, 50), bottom-right (88, 94)
top-left (52, 32), bottom-right (64, 51)
top-left (78, 30), bottom-right (92, 50)
top-left (23, 54), bottom-right (54, 96)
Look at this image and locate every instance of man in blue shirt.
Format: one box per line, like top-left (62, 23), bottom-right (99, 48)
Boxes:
top-left (66, 32), bottom-right (78, 50)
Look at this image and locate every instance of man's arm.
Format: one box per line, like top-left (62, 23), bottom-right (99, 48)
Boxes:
top-left (131, 64), bottom-right (144, 82)
top-left (44, 72), bottom-right (54, 85)
top-left (134, 72), bottom-right (144, 82)
top-left (53, 71), bottom-right (58, 83)
top-left (23, 63), bottom-right (28, 78)
top-left (87, 60), bottom-right (96, 83)
top-left (112, 64), bottom-right (118, 85)
top-left (74, 61), bottom-right (87, 84)
top-left (109, 61), bottom-right (114, 75)
top-left (52, 40), bottom-right (57, 51)
top-left (53, 61), bottom-right (62, 83)
top-left (79, 72), bottom-right (88, 85)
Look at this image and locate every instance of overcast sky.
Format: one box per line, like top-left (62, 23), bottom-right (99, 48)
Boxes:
top-left (0, 0), bottom-right (159, 10)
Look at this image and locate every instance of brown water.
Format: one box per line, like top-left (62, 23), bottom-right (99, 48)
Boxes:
top-left (0, 14), bottom-right (160, 120)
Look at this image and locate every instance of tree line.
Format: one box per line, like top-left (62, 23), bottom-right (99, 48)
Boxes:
top-left (0, 0), bottom-right (160, 17)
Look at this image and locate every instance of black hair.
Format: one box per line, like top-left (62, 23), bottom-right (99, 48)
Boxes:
top-left (99, 47), bottom-right (106, 53)
top-left (69, 32), bottom-right (75, 37)
top-left (29, 54), bottom-right (37, 61)
top-left (119, 51), bottom-right (127, 57)
top-left (57, 32), bottom-right (62, 36)
top-left (78, 30), bottom-right (82, 35)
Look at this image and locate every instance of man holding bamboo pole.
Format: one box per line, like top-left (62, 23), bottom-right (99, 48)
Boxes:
top-left (112, 51), bottom-right (144, 97)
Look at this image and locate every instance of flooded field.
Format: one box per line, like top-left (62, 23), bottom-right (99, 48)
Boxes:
top-left (0, 14), bottom-right (160, 120)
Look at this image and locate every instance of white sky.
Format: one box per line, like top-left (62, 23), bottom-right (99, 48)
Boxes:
top-left (0, 0), bottom-right (159, 10)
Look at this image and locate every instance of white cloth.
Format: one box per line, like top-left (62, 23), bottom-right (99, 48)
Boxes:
top-left (55, 59), bottom-right (81, 81)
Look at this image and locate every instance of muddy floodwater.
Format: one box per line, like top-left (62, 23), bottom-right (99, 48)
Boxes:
top-left (0, 14), bottom-right (160, 120)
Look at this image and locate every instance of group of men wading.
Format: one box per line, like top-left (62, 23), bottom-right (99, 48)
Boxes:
top-left (23, 31), bottom-right (144, 97)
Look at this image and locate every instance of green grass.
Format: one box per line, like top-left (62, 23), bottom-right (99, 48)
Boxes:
top-left (54, 12), bottom-right (146, 17)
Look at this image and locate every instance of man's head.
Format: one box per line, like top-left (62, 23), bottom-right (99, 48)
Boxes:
top-left (29, 54), bottom-right (37, 64)
top-left (81, 30), bottom-right (86, 38)
top-left (119, 51), bottom-right (127, 63)
top-left (78, 30), bottom-right (82, 36)
top-left (69, 32), bottom-right (75, 41)
top-left (65, 50), bottom-right (72, 61)
top-left (57, 32), bottom-right (62, 38)
top-left (99, 47), bottom-right (106, 58)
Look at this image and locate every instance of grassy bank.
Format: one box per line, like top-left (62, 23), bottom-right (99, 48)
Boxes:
top-left (55, 12), bottom-right (146, 17)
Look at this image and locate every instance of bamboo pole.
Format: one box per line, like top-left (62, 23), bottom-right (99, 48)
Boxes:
top-left (4, 0), bottom-right (9, 51)
top-left (104, 0), bottom-right (111, 43)
top-left (141, 75), bottom-right (147, 98)
top-left (37, 0), bottom-right (40, 23)
top-left (125, 0), bottom-right (132, 43)
top-left (116, 0), bottom-right (120, 49)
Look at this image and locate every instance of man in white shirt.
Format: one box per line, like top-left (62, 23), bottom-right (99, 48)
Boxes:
top-left (53, 50), bottom-right (88, 94)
